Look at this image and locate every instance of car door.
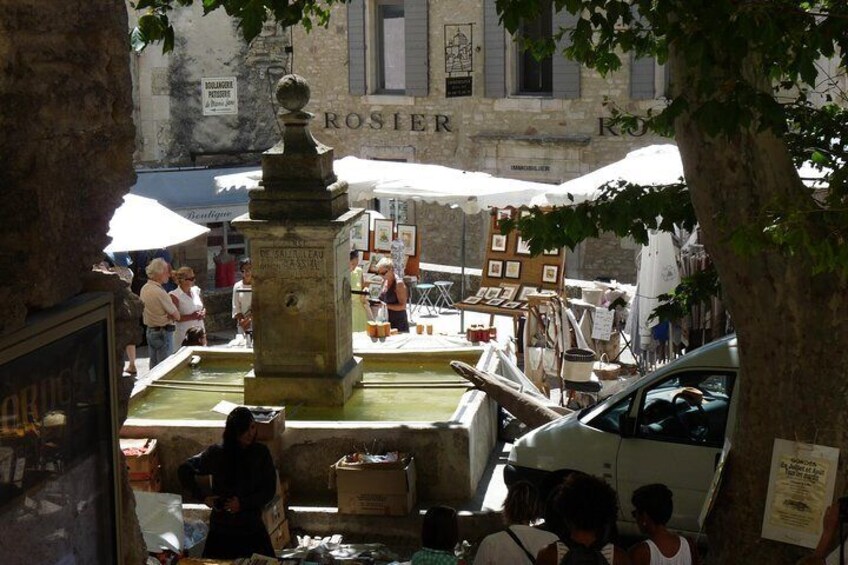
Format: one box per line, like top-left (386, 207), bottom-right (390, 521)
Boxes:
top-left (615, 370), bottom-right (737, 534)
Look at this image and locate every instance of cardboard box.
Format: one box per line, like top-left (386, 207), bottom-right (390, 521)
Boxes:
top-left (270, 519), bottom-right (290, 551)
top-left (130, 465), bottom-right (162, 492)
top-left (245, 406), bottom-right (286, 441)
top-left (333, 455), bottom-right (416, 516)
top-left (121, 438), bottom-right (160, 481)
top-left (262, 494), bottom-right (286, 534)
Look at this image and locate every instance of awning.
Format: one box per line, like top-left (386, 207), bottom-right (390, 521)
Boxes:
top-left (105, 194), bottom-right (211, 253)
top-left (132, 166), bottom-right (255, 223)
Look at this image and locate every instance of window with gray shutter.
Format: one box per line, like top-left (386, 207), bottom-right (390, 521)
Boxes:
top-left (552, 9), bottom-right (580, 99)
top-left (348, 0), bottom-right (366, 95)
top-left (483, 0), bottom-right (506, 98)
top-left (630, 53), bottom-right (656, 99)
top-left (404, 0), bottom-right (428, 96)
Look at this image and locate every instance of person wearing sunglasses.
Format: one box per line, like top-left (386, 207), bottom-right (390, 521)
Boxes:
top-left (169, 266), bottom-right (207, 347)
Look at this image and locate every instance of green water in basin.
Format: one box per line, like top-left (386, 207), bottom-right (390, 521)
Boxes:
top-left (128, 358), bottom-right (470, 422)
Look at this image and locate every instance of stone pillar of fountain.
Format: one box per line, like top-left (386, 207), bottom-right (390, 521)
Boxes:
top-left (233, 74), bottom-right (364, 406)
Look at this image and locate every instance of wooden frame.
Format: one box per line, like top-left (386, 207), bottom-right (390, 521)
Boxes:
top-left (462, 296), bottom-right (482, 304)
top-left (487, 259), bottom-right (504, 278)
top-left (350, 214), bottom-right (370, 252)
top-left (515, 235), bottom-right (531, 256)
top-left (518, 285), bottom-right (539, 301)
top-left (543, 248), bottom-right (560, 256)
top-left (490, 233), bottom-right (507, 252)
top-left (484, 287), bottom-right (503, 300)
top-left (500, 283), bottom-right (519, 301)
top-left (475, 287), bottom-right (489, 298)
top-left (397, 224), bottom-right (417, 256)
top-left (502, 301), bottom-right (523, 309)
top-left (504, 260), bottom-right (521, 279)
top-left (542, 264), bottom-right (560, 284)
top-left (373, 218), bottom-right (394, 251)
top-left (485, 297), bottom-right (505, 307)
top-left (494, 208), bottom-right (512, 230)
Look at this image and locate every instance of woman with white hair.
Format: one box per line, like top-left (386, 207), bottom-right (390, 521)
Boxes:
top-left (376, 257), bottom-right (409, 332)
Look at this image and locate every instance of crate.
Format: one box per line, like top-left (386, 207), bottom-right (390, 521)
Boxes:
top-left (262, 494), bottom-right (286, 534)
top-left (121, 438), bottom-right (160, 481)
top-left (270, 519), bottom-right (291, 551)
top-left (245, 406), bottom-right (286, 441)
top-left (130, 465), bottom-right (162, 492)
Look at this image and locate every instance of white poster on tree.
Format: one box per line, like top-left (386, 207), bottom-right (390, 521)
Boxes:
top-left (761, 438), bottom-right (839, 548)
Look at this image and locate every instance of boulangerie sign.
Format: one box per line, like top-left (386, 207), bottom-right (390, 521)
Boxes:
top-left (202, 77), bottom-right (238, 116)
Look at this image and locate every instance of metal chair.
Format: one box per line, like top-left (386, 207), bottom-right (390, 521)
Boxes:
top-left (433, 280), bottom-right (456, 312)
top-left (413, 283), bottom-right (438, 316)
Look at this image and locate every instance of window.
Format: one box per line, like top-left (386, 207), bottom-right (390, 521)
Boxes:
top-left (517, 3), bottom-right (553, 94)
top-left (636, 372), bottom-right (736, 447)
top-left (586, 394), bottom-right (635, 434)
top-left (376, 2), bottom-right (405, 93)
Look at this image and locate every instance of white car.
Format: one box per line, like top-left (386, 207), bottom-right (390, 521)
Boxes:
top-left (505, 335), bottom-right (739, 535)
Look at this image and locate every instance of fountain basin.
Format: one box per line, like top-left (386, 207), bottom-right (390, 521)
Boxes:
top-left (122, 344), bottom-right (498, 503)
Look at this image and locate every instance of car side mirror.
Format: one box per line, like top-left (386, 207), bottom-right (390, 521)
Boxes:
top-left (619, 412), bottom-right (635, 438)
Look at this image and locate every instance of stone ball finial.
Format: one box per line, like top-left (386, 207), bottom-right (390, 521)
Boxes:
top-left (275, 74), bottom-right (310, 112)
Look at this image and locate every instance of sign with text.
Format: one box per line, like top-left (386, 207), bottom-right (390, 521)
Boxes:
top-left (446, 76), bottom-right (472, 98)
top-left (202, 77), bottom-right (238, 116)
top-left (761, 439), bottom-right (839, 548)
top-left (591, 307), bottom-right (614, 341)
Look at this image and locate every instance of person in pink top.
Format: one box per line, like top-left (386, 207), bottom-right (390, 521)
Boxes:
top-left (629, 484), bottom-right (700, 565)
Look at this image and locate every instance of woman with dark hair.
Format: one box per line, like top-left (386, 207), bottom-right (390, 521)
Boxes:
top-left (629, 484), bottom-right (699, 565)
top-left (178, 407), bottom-right (277, 559)
top-left (411, 505), bottom-right (459, 565)
top-left (474, 481), bottom-right (558, 564)
top-left (536, 473), bottom-right (629, 564)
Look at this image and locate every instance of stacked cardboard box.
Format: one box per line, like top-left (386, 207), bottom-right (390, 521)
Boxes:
top-left (263, 474), bottom-right (290, 550)
top-left (121, 438), bottom-right (161, 492)
top-left (332, 454), bottom-right (417, 516)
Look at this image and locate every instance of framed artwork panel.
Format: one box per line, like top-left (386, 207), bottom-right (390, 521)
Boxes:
top-left (542, 264), bottom-right (560, 284)
top-left (487, 259), bottom-right (504, 278)
top-left (543, 248), bottom-right (560, 256)
top-left (490, 234), bottom-right (507, 252)
top-left (493, 208), bottom-right (512, 230)
top-left (397, 224), bottom-right (417, 256)
top-left (518, 285), bottom-right (539, 301)
top-left (515, 235), bottom-right (531, 256)
top-left (500, 283), bottom-right (519, 301)
top-left (350, 214), bottom-right (370, 252)
top-left (485, 298), bottom-right (505, 307)
top-left (504, 260), bottom-right (521, 279)
top-left (373, 219), bottom-right (394, 251)
top-left (462, 296), bottom-right (482, 305)
top-left (502, 301), bottom-right (523, 309)
top-left (475, 287), bottom-right (489, 298)
top-left (484, 287), bottom-right (503, 300)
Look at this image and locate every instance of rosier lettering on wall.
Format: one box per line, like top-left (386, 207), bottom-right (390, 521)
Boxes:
top-left (324, 112), bottom-right (452, 133)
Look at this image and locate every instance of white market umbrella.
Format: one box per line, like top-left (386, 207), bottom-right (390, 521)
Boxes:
top-left (105, 194), bottom-right (210, 253)
top-left (215, 156), bottom-right (552, 214)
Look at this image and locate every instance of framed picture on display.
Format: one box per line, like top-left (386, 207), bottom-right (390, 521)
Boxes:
top-left (397, 224), bottom-right (417, 256)
top-left (463, 296), bottom-right (482, 305)
top-left (490, 234), bottom-right (507, 252)
top-left (368, 253), bottom-right (386, 273)
top-left (542, 264), bottom-right (560, 284)
top-left (373, 219), bottom-right (394, 251)
top-left (504, 260), bottom-right (521, 279)
top-left (350, 214), bottom-right (370, 252)
top-left (543, 248), bottom-right (560, 256)
top-left (502, 301), bottom-right (523, 309)
top-left (475, 287), bottom-right (489, 298)
top-left (518, 285), bottom-right (539, 301)
top-left (500, 284), bottom-right (519, 301)
top-left (487, 260), bottom-right (504, 278)
top-left (494, 208), bottom-right (512, 229)
top-left (485, 287), bottom-right (503, 300)
top-left (515, 236), bottom-right (531, 256)
top-left (485, 298), bottom-right (505, 307)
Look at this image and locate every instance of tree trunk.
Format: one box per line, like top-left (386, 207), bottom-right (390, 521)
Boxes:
top-left (669, 47), bottom-right (848, 562)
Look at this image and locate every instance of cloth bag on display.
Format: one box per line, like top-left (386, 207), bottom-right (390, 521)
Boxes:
top-left (562, 348), bottom-right (596, 382)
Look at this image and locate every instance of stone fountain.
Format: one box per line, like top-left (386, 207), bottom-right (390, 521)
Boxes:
top-left (233, 74), bottom-right (364, 407)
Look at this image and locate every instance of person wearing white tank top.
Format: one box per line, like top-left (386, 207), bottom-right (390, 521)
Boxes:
top-left (629, 484), bottom-right (700, 565)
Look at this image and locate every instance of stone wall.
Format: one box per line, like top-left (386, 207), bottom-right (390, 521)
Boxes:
top-left (0, 1), bottom-right (143, 562)
top-left (129, 2), bottom-right (291, 166)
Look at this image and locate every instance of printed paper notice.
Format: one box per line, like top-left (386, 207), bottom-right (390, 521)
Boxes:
top-left (591, 307), bottom-right (614, 341)
top-left (202, 77), bottom-right (238, 116)
top-left (761, 438), bottom-right (839, 548)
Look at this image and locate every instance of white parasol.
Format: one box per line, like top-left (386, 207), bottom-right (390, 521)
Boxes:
top-left (105, 194), bottom-right (210, 253)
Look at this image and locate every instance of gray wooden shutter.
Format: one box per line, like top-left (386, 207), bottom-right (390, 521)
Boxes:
top-left (404, 0), bottom-right (428, 96)
top-left (484, 0), bottom-right (505, 98)
top-left (630, 53), bottom-right (656, 99)
top-left (348, 0), bottom-right (366, 95)
top-left (552, 9), bottom-right (580, 99)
